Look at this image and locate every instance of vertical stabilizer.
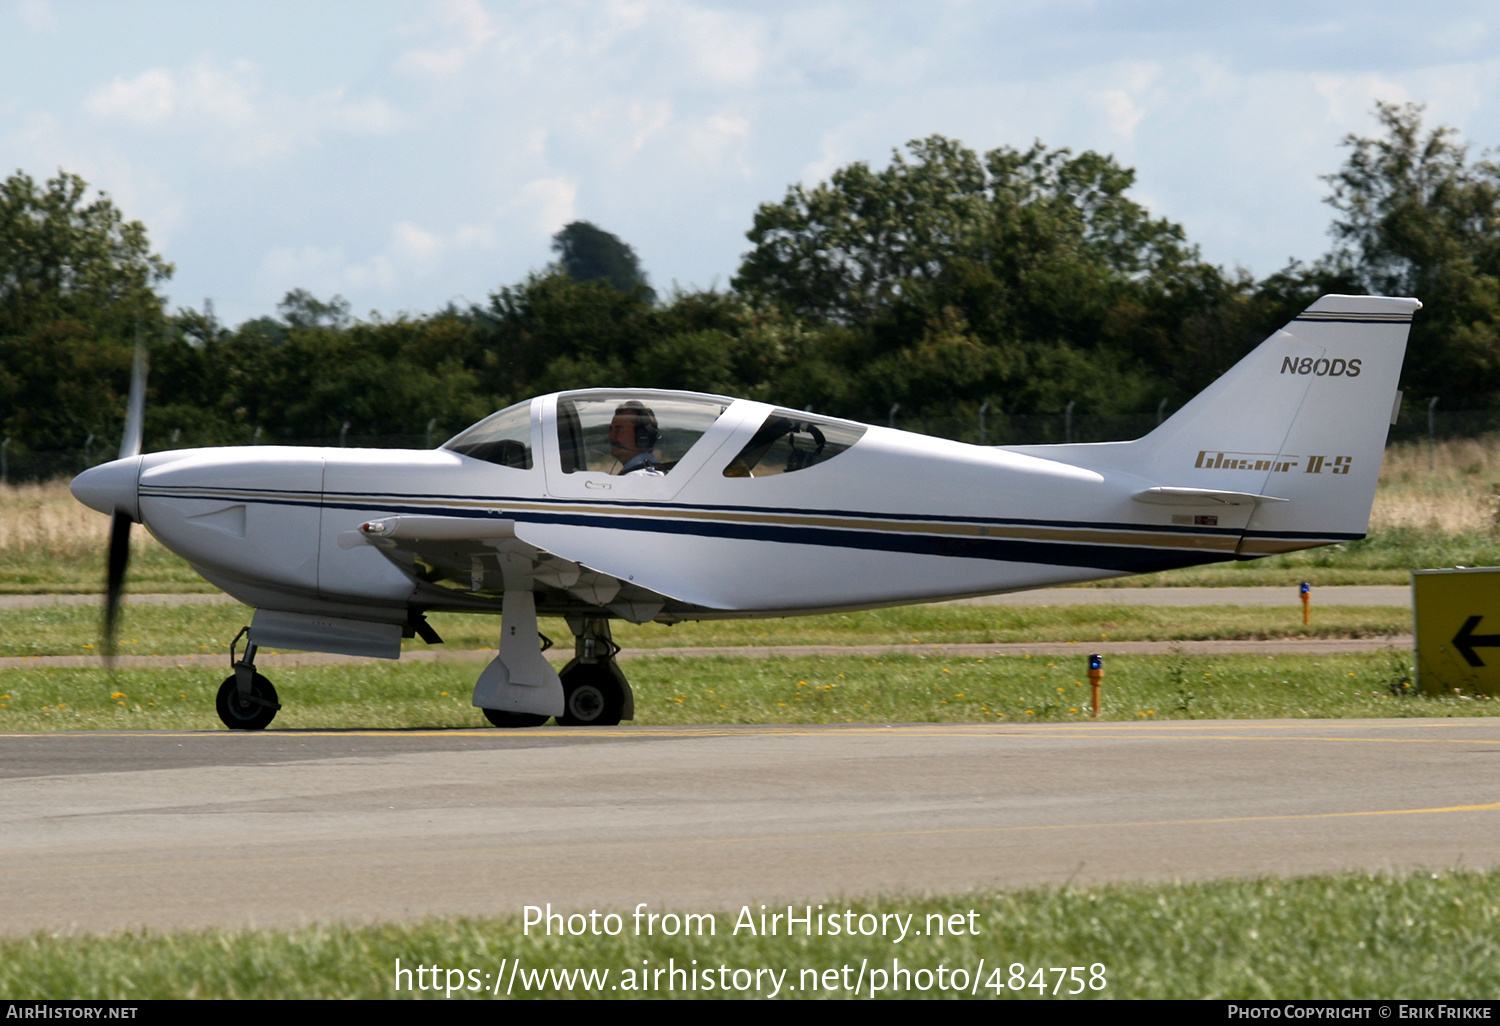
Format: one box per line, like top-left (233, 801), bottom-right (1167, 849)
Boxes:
top-left (1142, 295), bottom-right (1419, 554)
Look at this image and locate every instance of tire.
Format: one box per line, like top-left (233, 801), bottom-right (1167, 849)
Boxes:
top-left (482, 708), bottom-right (550, 728)
top-left (216, 673), bottom-right (279, 730)
top-left (556, 663), bottom-right (624, 726)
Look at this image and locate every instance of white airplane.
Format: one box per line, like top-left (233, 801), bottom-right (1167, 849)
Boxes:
top-left (72, 294), bottom-right (1419, 730)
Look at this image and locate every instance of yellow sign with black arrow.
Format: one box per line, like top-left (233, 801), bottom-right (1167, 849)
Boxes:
top-left (1413, 567), bottom-right (1500, 695)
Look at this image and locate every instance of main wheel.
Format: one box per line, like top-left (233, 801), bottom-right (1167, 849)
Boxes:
top-left (216, 672), bottom-right (279, 730)
top-left (556, 663), bottom-right (624, 726)
top-left (482, 708), bottom-right (549, 728)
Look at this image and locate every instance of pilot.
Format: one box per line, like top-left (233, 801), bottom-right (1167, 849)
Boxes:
top-left (608, 401), bottom-right (664, 476)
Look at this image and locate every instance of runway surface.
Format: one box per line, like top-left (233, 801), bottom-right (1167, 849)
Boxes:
top-left (3, 719), bottom-right (1497, 936)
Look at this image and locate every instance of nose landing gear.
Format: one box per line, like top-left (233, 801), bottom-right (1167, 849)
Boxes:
top-left (216, 627), bottom-right (281, 730)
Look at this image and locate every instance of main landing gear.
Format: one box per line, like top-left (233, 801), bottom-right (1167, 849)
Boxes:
top-left (216, 627), bottom-right (281, 730)
top-left (556, 617), bottom-right (631, 727)
top-left (478, 616), bottom-right (632, 728)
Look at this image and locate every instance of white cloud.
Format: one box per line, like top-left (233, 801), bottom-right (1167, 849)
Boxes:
top-left (1089, 63), bottom-right (1163, 141)
top-left (563, 98), bottom-right (675, 168)
top-left (675, 5), bottom-right (765, 88)
top-left (83, 57), bottom-right (399, 163)
top-left (258, 217), bottom-right (506, 303)
top-left (391, 221), bottom-right (443, 265)
top-left (15, 0), bottom-right (56, 31)
top-left (312, 88), bottom-right (400, 135)
top-left (85, 68), bottom-right (178, 125)
top-left (676, 112), bottom-right (752, 176)
top-left (1310, 72), bottom-right (1412, 127)
top-left (396, 0), bottom-right (497, 79)
top-left (515, 178), bottom-right (578, 237)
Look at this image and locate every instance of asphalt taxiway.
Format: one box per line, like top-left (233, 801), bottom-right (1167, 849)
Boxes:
top-left (3, 719), bottom-right (1497, 936)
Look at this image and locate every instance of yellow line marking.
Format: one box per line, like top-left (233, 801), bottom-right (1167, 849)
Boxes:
top-left (7, 801), bottom-right (1499, 877)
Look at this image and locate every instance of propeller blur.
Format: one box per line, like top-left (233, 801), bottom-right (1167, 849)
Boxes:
top-left (72, 295), bottom-right (1419, 729)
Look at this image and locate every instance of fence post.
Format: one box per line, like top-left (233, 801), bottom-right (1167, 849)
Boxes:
top-left (888, 403), bottom-right (899, 429)
top-left (340, 421), bottom-right (350, 447)
top-left (978, 402), bottom-right (989, 445)
top-left (1157, 397), bottom-right (1168, 425)
top-left (1428, 397), bottom-right (1439, 471)
top-left (426, 418), bottom-right (438, 448)
top-left (1064, 401), bottom-right (1075, 444)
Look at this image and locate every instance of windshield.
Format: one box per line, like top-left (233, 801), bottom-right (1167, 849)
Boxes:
top-left (442, 400), bottom-right (533, 469)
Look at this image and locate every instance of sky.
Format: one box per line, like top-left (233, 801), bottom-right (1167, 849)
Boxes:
top-left (4, 0), bottom-right (1500, 327)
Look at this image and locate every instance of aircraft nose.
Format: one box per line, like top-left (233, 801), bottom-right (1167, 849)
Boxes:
top-left (71, 456), bottom-right (142, 519)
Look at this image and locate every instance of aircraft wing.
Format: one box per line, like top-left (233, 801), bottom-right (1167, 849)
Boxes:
top-left (340, 514), bottom-right (683, 622)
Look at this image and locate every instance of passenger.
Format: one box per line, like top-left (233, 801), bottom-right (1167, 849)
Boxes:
top-left (608, 401), bottom-right (664, 476)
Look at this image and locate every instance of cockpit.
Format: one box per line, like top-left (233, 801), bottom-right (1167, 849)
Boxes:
top-left (443, 391), bottom-right (867, 483)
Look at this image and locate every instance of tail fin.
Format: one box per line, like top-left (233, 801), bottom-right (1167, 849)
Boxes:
top-left (1141, 294), bottom-right (1419, 554)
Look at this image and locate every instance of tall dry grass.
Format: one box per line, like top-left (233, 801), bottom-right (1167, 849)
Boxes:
top-left (0, 480), bottom-right (163, 561)
top-left (1370, 437), bottom-right (1500, 535)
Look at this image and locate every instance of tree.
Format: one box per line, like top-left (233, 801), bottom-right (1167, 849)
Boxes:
top-left (732, 135), bottom-right (1231, 416)
top-left (479, 271), bottom-right (656, 395)
top-left (0, 170), bottom-right (172, 339)
top-left (1322, 103), bottom-right (1500, 402)
top-left (0, 170), bottom-right (172, 449)
top-left (733, 135), bottom-right (1211, 328)
top-left (277, 288), bottom-right (352, 331)
top-left (551, 221), bottom-right (653, 299)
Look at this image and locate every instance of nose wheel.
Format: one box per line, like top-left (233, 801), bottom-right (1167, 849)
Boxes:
top-left (216, 672), bottom-right (279, 730)
top-left (216, 626), bottom-right (281, 730)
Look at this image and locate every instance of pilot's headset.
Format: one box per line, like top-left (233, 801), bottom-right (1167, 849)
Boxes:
top-left (616, 401), bottom-right (660, 451)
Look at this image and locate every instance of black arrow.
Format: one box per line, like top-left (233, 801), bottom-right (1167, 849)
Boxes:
top-left (1452, 615), bottom-right (1500, 667)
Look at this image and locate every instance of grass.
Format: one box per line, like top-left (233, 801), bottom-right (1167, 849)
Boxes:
top-left (0, 600), bottom-right (1414, 659)
top-left (4, 870), bottom-right (1497, 999)
top-left (0, 650), bottom-right (1485, 731)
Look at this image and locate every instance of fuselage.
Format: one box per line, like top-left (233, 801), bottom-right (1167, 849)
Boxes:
top-left (72, 390), bottom-right (1252, 626)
